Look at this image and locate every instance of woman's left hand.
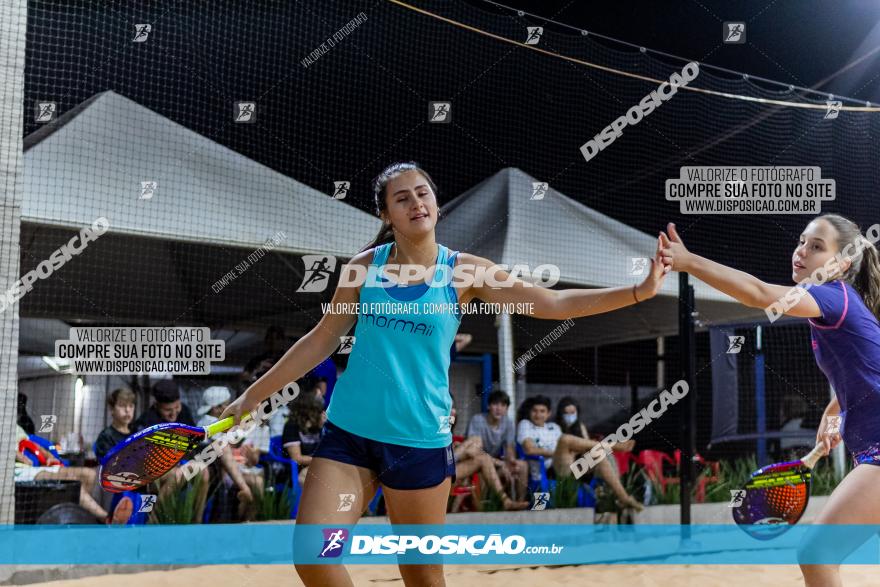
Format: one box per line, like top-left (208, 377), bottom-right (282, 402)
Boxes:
top-left (635, 235), bottom-right (668, 301)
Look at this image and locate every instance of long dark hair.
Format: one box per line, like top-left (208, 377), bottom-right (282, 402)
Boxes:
top-left (554, 396), bottom-right (582, 432)
top-left (360, 161), bottom-right (440, 253)
top-left (818, 214), bottom-right (880, 321)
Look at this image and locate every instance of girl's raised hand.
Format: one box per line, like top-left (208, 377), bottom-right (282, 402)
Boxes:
top-left (659, 222), bottom-right (693, 273)
top-left (636, 236), bottom-right (668, 300)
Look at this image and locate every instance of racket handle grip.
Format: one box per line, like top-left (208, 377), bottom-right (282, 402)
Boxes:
top-left (205, 412), bottom-right (253, 437)
top-left (801, 442), bottom-right (827, 469)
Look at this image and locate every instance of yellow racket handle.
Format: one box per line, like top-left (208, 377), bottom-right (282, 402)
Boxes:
top-left (205, 412), bottom-right (253, 438)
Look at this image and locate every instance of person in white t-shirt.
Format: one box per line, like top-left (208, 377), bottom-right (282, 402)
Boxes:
top-left (516, 395), bottom-right (642, 511)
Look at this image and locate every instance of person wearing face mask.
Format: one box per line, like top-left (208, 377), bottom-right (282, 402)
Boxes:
top-left (553, 396), bottom-right (636, 478)
top-left (555, 396), bottom-right (589, 439)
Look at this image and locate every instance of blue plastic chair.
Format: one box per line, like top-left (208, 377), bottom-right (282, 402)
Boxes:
top-left (260, 435), bottom-right (302, 518)
top-left (108, 491), bottom-right (151, 524)
top-left (577, 478), bottom-right (601, 508)
top-left (514, 442), bottom-right (593, 508)
top-left (515, 442), bottom-right (554, 493)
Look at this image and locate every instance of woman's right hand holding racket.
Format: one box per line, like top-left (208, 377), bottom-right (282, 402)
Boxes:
top-left (816, 413), bottom-right (842, 455)
top-left (219, 390), bottom-right (261, 425)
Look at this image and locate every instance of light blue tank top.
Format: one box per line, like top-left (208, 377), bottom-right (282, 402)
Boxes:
top-left (325, 242), bottom-right (462, 448)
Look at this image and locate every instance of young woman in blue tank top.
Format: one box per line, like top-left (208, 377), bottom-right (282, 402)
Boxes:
top-left (659, 214), bottom-right (880, 587)
top-left (223, 162), bottom-right (668, 587)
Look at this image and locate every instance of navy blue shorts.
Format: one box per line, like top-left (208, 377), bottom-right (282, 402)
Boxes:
top-left (852, 443), bottom-right (880, 468)
top-left (312, 419), bottom-right (456, 490)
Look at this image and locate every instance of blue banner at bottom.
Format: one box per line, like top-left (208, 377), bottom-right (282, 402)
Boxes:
top-left (1, 524), bottom-right (878, 565)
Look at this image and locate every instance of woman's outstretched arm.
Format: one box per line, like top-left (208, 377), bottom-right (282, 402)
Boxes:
top-left (659, 223), bottom-right (821, 318)
top-left (460, 236), bottom-right (668, 320)
top-left (220, 253), bottom-right (366, 422)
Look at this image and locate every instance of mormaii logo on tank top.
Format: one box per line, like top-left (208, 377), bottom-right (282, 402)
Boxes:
top-left (360, 312), bottom-right (435, 336)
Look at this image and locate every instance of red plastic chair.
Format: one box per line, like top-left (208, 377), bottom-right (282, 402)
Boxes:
top-left (613, 450), bottom-right (634, 474)
top-left (635, 450), bottom-right (679, 491)
top-left (639, 449), bottom-right (719, 502)
top-left (18, 439), bottom-right (49, 466)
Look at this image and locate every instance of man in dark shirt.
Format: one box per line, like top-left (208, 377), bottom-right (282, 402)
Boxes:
top-left (132, 379), bottom-right (196, 432)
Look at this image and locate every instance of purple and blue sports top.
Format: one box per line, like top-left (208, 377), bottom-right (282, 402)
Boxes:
top-left (807, 280), bottom-right (880, 456)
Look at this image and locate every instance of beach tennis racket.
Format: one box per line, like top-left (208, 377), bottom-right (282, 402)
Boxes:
top-left (99, 415), bottom-right (246, 493)
top-left (731, 443), bottom-right (827, 539)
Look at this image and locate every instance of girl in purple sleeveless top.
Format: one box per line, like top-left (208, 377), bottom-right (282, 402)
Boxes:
top-left (660, 214), bottom-right (880, 587)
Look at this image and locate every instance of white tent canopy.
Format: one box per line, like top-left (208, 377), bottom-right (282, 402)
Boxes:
top-left (23, 90), bottom-right (379, 256)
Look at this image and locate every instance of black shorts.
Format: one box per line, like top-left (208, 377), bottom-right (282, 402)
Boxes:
top-left (312, 420), bottom-right (456, 490)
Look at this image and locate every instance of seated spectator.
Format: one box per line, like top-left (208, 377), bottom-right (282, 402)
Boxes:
top-left (309, 358), bottom-right (337, 410)
top-left (282, 394), bottom-right (325, 486)
top-left (14, 425), bottom-right (122, 522)
top-left (132, 379), bottom-right (197, 432)
top-left (195, 385), bottom-right (256, 519)
top-left (465, 389), bottom-right (528, 501)
top-left (295, 374), bottom-right (324, 404)
top-left (555, 395), bottom-right (636, 484)
top-left (516, 396), bottom-right (562, 476)
top-left (196, 385), bottom-right (232, 428)
top-left (555, 396), bottom-right (590, 439)
top-left (517, 395), bottom-right (642, 511)
top-left (198, 385), bottom-right (268, 500)
top-left (94, 388), bottom-right (136, 461)
top-left (450, 397), bottom-right (528, 511)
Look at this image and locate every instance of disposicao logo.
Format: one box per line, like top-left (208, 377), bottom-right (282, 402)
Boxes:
top-left (319, 528), bottom-right (349, 558)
